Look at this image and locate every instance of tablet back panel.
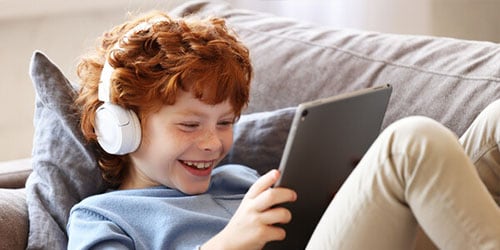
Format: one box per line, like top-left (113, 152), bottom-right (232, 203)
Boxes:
top-left (266, 84), bottom-right (392, 250)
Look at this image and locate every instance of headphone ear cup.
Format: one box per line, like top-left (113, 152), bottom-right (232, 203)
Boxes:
top-left (95, 103), bottom-right (141, 155)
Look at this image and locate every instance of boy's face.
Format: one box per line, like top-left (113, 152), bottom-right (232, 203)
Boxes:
top-left (126, 90), bottom-right (235, 195)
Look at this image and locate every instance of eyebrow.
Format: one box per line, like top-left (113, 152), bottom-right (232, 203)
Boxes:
top-left (175, 109), bottom-right (235, 118)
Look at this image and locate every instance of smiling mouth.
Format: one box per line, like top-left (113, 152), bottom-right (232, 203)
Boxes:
top-left (179, 160), bottom-right (215, 170)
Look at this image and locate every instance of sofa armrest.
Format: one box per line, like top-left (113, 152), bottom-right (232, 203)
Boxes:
top-left (0, 158), bottom-right (32, 188)
top-left (0, 188), bottom-right (28, 250)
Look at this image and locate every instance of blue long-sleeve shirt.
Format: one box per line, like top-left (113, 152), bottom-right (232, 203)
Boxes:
top-left (67, 164), bottom-right (259, 250)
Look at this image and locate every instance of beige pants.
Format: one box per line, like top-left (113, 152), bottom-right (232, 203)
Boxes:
top-left (306, 100), bottom-right (500, 250)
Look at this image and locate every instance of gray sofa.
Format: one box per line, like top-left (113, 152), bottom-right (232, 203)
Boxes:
top-left (2, 1), bottom-right (500, 249)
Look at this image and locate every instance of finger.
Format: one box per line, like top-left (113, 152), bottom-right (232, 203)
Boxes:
top-left (254, 187), bottom-right (297, 212)
top-left (260, 206), bottom-right (293, 226)
top-left (254, 224), bottom-right (287, 244)
top-left (245, 169), bottom-right (280, 199)
top-left (266, 225), bottom-right (287, 243)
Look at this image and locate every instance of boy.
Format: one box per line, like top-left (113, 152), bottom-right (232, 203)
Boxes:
top-left (68, 11), bottom-right (296, 249)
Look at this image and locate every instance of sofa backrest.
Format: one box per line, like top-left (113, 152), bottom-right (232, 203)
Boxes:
top-left (173, 1), bottom-right (500, 136)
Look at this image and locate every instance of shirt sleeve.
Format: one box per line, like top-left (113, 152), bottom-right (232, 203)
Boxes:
top-left (67, 207), bottom-right (134, 250)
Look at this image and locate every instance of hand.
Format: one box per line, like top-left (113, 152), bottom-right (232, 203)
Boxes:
top-left (201, 169), bottom-right (297, 250)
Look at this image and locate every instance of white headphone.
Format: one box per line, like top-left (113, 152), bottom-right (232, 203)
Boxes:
top-left (95, 60), bottom-right (142, 155)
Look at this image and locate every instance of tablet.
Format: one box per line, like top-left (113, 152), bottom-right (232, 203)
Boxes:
top-left (266, 84), bottom-right (392, 250)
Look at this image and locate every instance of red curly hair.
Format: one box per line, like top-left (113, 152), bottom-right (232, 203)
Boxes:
top-left (75, 11), bottom-right (252, 186)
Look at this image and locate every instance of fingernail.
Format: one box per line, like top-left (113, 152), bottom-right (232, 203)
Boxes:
top-left (270, 169), bottom-right (280, 178)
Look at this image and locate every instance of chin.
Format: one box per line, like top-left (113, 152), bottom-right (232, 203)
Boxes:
top-left (180, 183), bottom-right (211, 195)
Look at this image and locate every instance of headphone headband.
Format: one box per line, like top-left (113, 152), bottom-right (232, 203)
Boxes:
top-left (98, 62), bottom-right (113, 103)
top-left (98, 19), bottom-right (164, 103)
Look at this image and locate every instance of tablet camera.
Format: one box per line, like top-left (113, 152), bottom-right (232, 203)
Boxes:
top-left (300, 109), bottom-right (308, 121)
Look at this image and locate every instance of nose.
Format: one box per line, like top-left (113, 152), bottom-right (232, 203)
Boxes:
top-left (197, 129), bottom-right (223, 152)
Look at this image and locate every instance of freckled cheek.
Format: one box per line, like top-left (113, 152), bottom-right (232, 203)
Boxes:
top-left (222, 130), bottom-right (234, 153)
top-left (149, 129), bottom-right (233, 154)
top-left (139, 128), bottom-right (187, 154)
top-left (168, 132), bottom-right (197, 150)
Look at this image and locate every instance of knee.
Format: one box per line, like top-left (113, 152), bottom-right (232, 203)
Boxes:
top-left (381, 116), bottom-right (460, 155)
top-left (387, 116), bottom-right (453, 138)
top-left (361, 116), bottom-right (468, 192)
top-left (477, 99), bottom-right (500, 126)
top-left (484, 99), bottom-right (500, 114)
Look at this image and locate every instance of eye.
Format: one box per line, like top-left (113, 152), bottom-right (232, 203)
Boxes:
top-left (177, 122), bottom-right (200, 131)
top-left (182, 123), bottom-right (199, 128)
top-left (217, 119), bottom-right (235, 129)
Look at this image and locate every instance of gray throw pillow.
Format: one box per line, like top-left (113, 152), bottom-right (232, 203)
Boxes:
top-left (25, 51), bottom-right (106, 249)
top-left (222, 107), bottom-right (296, 175)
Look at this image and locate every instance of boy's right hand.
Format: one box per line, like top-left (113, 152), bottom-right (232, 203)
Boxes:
top-left (201, 169), bottom-right (297, 250)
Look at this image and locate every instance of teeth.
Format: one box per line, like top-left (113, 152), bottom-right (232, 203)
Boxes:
top-left (183, 161), bottom-right (212, 169)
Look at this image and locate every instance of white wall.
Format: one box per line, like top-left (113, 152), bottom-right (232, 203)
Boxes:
top-left (230, 0), bottom-right (500, 42)
top-left (1, 0), bottom-right (499, 161)
top-left (0, 1), bottom-right (183, 161)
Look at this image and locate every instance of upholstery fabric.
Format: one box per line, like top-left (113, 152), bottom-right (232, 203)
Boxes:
top-left (0, 188), bottom-right (28, 250)
top-left (0, 158), bottom-right (32, 188)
